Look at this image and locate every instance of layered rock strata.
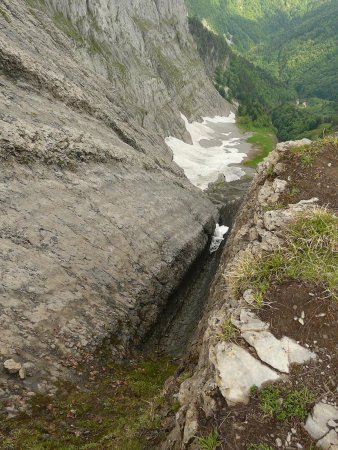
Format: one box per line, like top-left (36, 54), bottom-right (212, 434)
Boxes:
top-left (0, 0), bottom-right (228, 397)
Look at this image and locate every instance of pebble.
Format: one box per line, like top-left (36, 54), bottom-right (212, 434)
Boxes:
top-left (298, 318), bottom-right (304, 325)
top-left (291, 428), bottom-right (297, 434)
top-left (4, 359), bottom-right (22, 374)
top-left (276, 438), bottom-right (283, 447)
top-left (327, 419), bottom-right (337, 428)
top-left (328, 162), bottom-right (332, 167)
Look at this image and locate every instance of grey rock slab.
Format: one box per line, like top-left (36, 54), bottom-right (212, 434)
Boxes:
top-left (3, 359), bottom-right (22, 374)
top-left (241, 330), bottom-right (290, 373)
top-left (210, 342), bottom-right (280, 405)
top-left (239, 312), bottom-right (315, 373)
top-left (305, 403), bottom-right (338, 440)
top-left (263, 198), bottom-right (318, 231)
top-left (276, 139), bottom-right (312, 153)
top-left (232, 309), bottom-right (269, 332)
top-left (182, 404), bottom-right (199, 446)
top-left (317, 430), bottom-right (338, 450)
top-left (0, 0), bottom-right (232, 395)
top-left (281, 336), bottom-right (316, 365)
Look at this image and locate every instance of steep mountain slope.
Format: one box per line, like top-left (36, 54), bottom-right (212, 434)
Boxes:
top-left (253, 1), bottom-right (338, 101)
top-left (0, 0), bottom-right (229, 397)
top-left (185, 0), bottom-right (329, 51)
top-left (188, 17), bottom-right (293, 115)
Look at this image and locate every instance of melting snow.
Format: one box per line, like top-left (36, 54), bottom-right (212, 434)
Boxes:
top-left (165, 113), bottom-right (246, 190)
top-left (210, 224), bottom-right (229, 253)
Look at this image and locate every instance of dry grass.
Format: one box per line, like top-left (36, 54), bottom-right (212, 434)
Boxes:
top-left (227, 207), bottom-right (338, 306)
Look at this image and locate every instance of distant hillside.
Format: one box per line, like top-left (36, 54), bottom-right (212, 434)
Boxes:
top-left (186, 0), bottom-right (338, 141)
top-left (188, 17), bottom-right (293, 113)
top-left (185, 0), bottom-right (328, 52)
top-left (253, 1), bottom-right (338, 102)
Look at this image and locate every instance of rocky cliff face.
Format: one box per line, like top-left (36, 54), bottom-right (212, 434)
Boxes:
top-left (163, 138), bottom-right (338, 449)
top-left (0, 0), bottom-right (228, 396)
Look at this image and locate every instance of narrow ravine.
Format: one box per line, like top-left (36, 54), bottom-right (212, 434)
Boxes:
top-left (143, 196), bottom-right (244, 357)
top-left (143, 114), bottom-right (255, 357)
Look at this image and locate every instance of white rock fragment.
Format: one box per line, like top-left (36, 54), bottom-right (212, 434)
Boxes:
top-left (317, 429), bottom-right (338, 450)
top-left (238, 311), bottom-right (315, 373)
top-left (243, 289), bottom-right (255, 305)
top-left (276, 437), bottom-right (283, 447)
top-left (305, 403), bottom-right (338, 440)
top-left (242, 332), bottom-right (315, 373)
top-left (182, 404), bottom-right (199, 445)
top-left (210, 342), bottom-right (280, 405)
top-left (232, 309), bottom-right (269, 332)
top-left (3, 359), bottom-right (22, 374)
top-left (273, 178), bottom-right (288, 193)
top-left (281, 336), bottom-right (316, 365)
top-left (328, 419), bottom-right (338, 428)
top-left (242, 330), bottom-right (290, 373)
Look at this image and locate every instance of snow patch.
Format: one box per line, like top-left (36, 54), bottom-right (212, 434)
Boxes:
top-left (210, 223), bottom-right (229, 253)
top-left (165, 113), bottom-right (246, 190)
top-left (202, 113), bottom-right (236, 124)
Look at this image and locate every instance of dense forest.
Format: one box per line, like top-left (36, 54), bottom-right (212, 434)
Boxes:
top-left (186, 0), bottom-right (338, 142)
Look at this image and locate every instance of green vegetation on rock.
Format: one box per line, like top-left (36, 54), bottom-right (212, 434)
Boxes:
top-left (248, 445), bottom-right (273, 450)
top-left (0, 356), bottom-right (177, 449)
top-left (228, 205), bottom-right (338, 306)
top-left (252, 385), bottom-right (314, 422)
top-left (197, 428), bottom-right (222, 450)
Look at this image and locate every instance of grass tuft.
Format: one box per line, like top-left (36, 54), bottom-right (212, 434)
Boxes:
top-left (292, 136), bottom-right (338, 167)
top-left (219, 317), bottom-right (237, 341)
top-left (197, 429), bottom-right (222, 450)
top-left (255, 385), bottom-right (314, 422)
top-left (227, 208), bottom-right (338, 305)
top-left (0, 356), bottom-right (176, 449)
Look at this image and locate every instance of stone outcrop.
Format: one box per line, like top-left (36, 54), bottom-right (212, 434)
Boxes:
top-left (0, 0), bottom-right (229, 398)
top-left (163, 140), bottom-right (328, 449)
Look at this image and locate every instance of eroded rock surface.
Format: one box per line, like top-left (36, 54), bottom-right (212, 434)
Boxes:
top-left (163, 140), bottom-right (335, 450)
top-left (0, 0), bottom-right (228, 397)
top-left (305, 403), bottom-right (338, 448)
top-left (210, 342), bottom-right (280, 405)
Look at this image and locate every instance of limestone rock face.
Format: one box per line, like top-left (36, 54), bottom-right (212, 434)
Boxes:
top-left (209, 342), bottom-right (280, 405)
top-left (305, 403), bottom-right (338, 441)
top-left (0, 0), bottom-right (228, 392)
